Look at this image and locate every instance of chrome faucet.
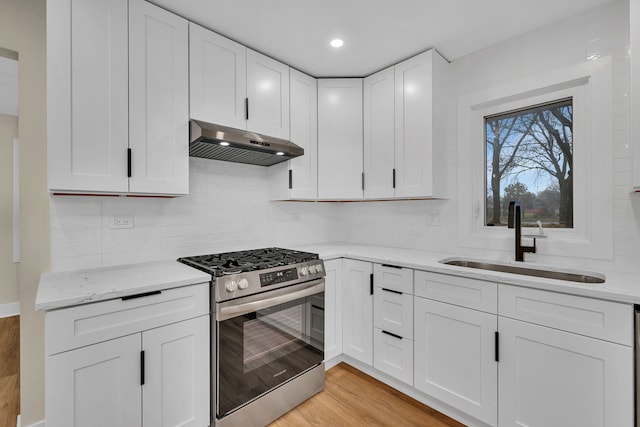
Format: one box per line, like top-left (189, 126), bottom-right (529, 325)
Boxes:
top-left (507, 201), bottom-right (536, 262)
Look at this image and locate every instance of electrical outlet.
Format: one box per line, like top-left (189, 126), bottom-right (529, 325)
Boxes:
top-left (109, 215), bottom-right (134, 229)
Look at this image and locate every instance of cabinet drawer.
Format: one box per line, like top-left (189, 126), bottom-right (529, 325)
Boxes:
top-left (374, 287), bottom-right (413, 339)
top-left (46, 283), bottom-right (209, 355)
top-left (498, 284), bottom-right (633, 346)
top-left (374, 263), bottom-right (413, 294)
top-left (374, 328), bottom-right (413, 385)
top-left (414, 271), bottom-right (497, 314)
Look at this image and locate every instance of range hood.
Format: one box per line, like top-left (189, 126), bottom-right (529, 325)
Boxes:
top-left (189, 120), bottom-right (304, 166)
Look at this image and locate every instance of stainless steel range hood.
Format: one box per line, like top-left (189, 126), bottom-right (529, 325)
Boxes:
top-left (189, 120), bottom-right (304, 166)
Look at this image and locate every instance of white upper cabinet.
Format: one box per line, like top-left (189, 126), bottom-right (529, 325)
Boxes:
top-left (189, 23), bottom-right (246, 130)
top-left (287, 69), bottom-right (318, 199)
top-left (246, 50), bottom-right (290, 139)
top-left (47, 0), bottom-right (189, 195)
top-left (318, 79), bottom-right (364, 200)
top-left (188, 25), bottom-right (290, 139)
top-left (47, 0), bottom-right (129, 193)
top-left (363, 67), bottom-right (396, 199)
top-left (394, 50), bottom-right (449, 198)
top-left (128, 0), bottom-right (189, 195)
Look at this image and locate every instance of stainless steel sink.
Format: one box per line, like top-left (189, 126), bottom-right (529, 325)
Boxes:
top-left (440, 258), bottom-right (605, 284)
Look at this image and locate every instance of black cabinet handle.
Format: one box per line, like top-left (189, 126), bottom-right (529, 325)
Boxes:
top-left (245, 98), bottom-right (249, 120)
top-left (311, 304), bottom-right (324, 311)
top-left (121, 290), bottom-right (161, 301)
top-left (382, 330), bottom-right (402, 340)
top-left (382, 288), bottom-right (402, 295)
top-left (495, 331), bottom-right (499, 362)
top-left (288, 169), bottom-right (293, 189)
top-left (140, 350), bottom-right (145, 385)
top-left (127, 148), bottom-right (132, 178)
top-left (392, 168), bottom-right (396, 188)
top-left (362, 172), bottom-right (365, 191)
top-left (381, 263), bottom-right (402, 269)
top-left (370, 273), bottom-right (374, 295)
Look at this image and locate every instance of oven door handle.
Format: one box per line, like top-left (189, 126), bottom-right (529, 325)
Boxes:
top-left (219, 280), bottom-right (325, 320)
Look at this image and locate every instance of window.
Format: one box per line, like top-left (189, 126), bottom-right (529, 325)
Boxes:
top-left (485, 98), bottom-right (573, 228)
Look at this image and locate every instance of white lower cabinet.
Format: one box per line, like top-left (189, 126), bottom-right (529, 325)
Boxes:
top-left (498, 317), bottom-right (633, 427)
top-left (373, 328), bottom-right (414, 385)
top-left (47, 335), bottom-right (142, 427)
top-left (45, 283), bottom-right (210, 427)
top-left (324, 259), bottom-right (343, 361)
top-left (414, 297), bottom-right (498, 426)
top-left (342, 259), bottom-right (373, 365)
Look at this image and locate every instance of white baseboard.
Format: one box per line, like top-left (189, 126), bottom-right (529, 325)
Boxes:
top-left (26, 421), bottom-right (45, 427)
top-left (0, 302), bottom-right (20, 318)
top-left (16, 415), bottom-right (20, 427)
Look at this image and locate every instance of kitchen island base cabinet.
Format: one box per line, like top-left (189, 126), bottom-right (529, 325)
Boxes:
top-left (498, 317), bottom-right (633, 427)
top-left (414, 297), bottom-right (498, 427)
top-left (342, 259), bottom-right (373, 365)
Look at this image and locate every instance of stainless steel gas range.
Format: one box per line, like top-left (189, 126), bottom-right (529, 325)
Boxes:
top-left (178, 248), bottom-right (326, 427)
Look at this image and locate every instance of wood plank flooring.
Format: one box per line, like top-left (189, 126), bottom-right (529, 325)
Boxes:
top-left (270, 363), bottom-right (466, 427)
top-left (0, 316), bottom-right (19, 427)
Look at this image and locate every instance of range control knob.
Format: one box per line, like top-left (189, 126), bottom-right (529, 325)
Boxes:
top-left (238, 278), bottom-right (249, 290)
top-left (225, 280), bottom-right (237, 292)
top-left (300, 266), bottom-right (308, 276)
top-left (316, 263), bottom-right (323, 273)
top-left (309, 265), bottom-right (317, 274)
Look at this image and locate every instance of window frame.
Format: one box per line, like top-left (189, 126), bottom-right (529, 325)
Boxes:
top-left (457, 56), bottom-right (613, 261)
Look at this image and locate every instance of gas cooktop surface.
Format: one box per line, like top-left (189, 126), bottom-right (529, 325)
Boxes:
top-left (178, 247), bottom-right (319, 278)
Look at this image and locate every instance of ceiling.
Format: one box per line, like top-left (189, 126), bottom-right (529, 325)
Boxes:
top-left (150, 0), bottom-right (614, 77)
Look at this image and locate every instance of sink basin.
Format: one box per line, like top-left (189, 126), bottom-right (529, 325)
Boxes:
top-left (440, 258), bottom-right (605, 284)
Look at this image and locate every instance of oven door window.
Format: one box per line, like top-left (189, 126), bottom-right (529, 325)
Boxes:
top-left (217, 292), bottom-right (324, 417)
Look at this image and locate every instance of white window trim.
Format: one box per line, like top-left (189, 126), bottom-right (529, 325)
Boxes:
top-left (457, 56), bottom-right (613, 261)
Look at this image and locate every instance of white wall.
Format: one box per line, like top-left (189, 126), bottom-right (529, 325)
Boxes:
top-left (338, 0), bottom-right (640, 274)
top-left (50, 158), bottom-right (340, 270)
top-left (50, 0), bottom-right (640, 277)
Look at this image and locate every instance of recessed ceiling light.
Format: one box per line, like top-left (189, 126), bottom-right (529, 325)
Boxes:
top-left (330, 39), bottom-right (344, 48)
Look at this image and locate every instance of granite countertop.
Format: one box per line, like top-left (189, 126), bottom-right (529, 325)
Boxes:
top-left (293, 243), bottom-right (640, 305)
top-left (36, 260), bottom-right (211, 311)
top-left (36, 243), bottom-right (640, 311)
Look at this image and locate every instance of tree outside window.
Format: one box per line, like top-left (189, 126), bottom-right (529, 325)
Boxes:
top-left (485, 98), bottom-right (573, 228)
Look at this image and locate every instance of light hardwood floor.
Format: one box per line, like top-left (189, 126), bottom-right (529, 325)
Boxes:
top-left (270, 363), bottom-right (466, 427)
top-left (0, 316), bottom-right (19, 427)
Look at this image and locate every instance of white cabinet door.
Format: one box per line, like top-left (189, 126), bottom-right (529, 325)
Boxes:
top-left (288, 69), bottom-right (318, 199)
top-left (394, 50), bottom-right (449, 198)
top-left (246, 49), bottom-right (290, 139)
top-left (46, 334), bottom-right (142, 427)
top-left (632, 0), bottom-right (640, 191)
top-left (414, 297), bottom-right (498, 426)
top-left (323, 259), bottom-right (343, 361)
top-left (318, 79), bottom-right (364, 200)
top-left (364, 67), bottom-right (395, 199)
top-left (342, 259), bottom-right (373, 365)
top-left (129, 0), bottom-right (189, 195)
top-left (373, 328), bottom-right (413, 385)
top-left (498, 317), bottom-right (633, 427)
top-left (189, 23), bottom-right (247, 130)
top-left (142, 316), bottom-right (210, 427)
top-left (47, 0), bottom-right (129, 193)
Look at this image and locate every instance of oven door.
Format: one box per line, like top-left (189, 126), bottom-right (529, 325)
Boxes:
top-left (215, 279), bottom-right (325, 418)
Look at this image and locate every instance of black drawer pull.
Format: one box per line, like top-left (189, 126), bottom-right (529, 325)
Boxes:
top-left (311, 304), bottom-right (324, 311)
top-left (382, 288), bottom-right (402, 295)
top-left (382, 330), bottom-right (403, 340)
top-left (381, 264), bottom-right (402, 269)
top-left (121, 290), bottom-right (161, 301)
